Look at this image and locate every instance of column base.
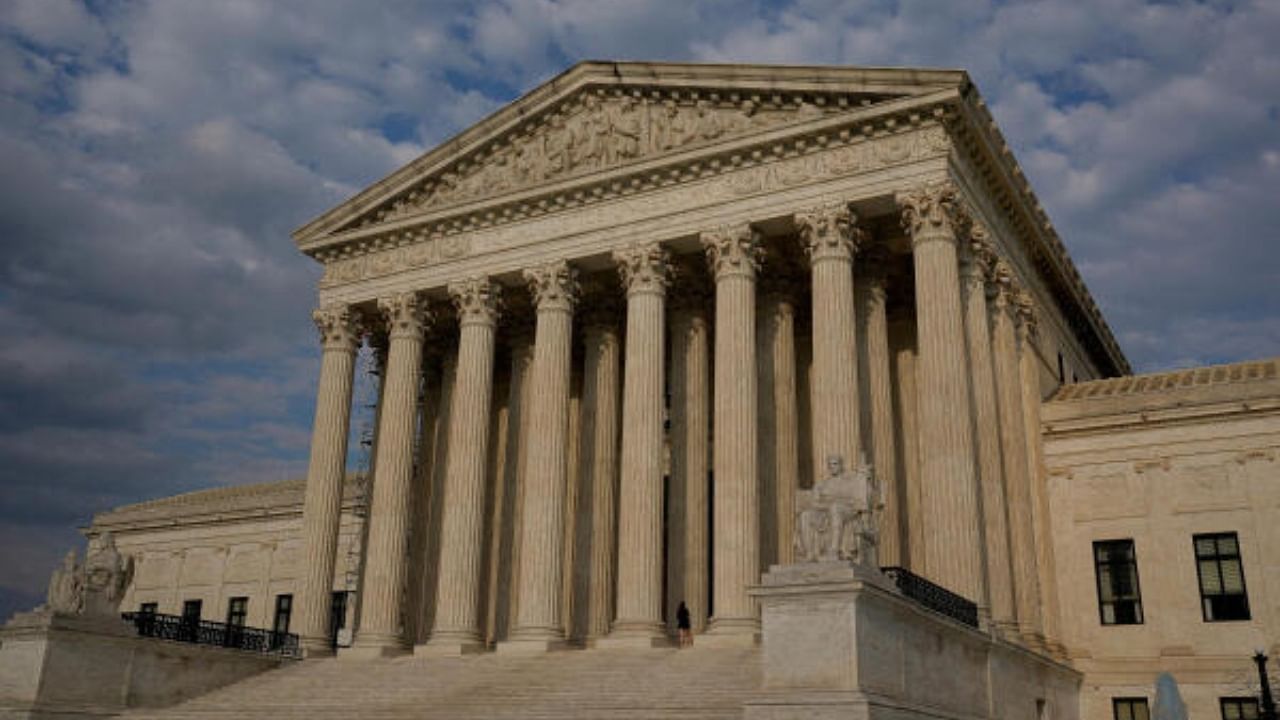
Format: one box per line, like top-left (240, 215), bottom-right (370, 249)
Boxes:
top-left (496, 637), bottom-right (572, 655)
top-left (300, 637), bottom-right (338, 659)
top-left (416, 637), bottom-right (487, 657)
top-left (341, 634), bottom-right (410, 660)
top-left (697, 617), bottom-right (761, 648)
top-left (592, 623), bottom-right (673, 650)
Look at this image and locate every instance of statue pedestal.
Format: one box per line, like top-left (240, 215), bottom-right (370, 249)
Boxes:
top-left (0, 609), bottom-right (282, 719)
top-left (0, 610), bottom-right (135, 719)
top-left (744, 562), bottom-right (1081, 720)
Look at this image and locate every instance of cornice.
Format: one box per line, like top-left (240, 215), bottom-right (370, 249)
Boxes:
top-left (292, 61), bottom-right (966, 246)
top-left (308, 92), bottom-right (958, 288)
top-left (947, 86), bottom-right (1130, 376)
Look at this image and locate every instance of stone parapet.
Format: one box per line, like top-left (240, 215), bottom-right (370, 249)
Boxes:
top-left (745, 561), bottom-right (1079, 720)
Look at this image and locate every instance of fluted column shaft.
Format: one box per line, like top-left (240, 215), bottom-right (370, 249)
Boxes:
top-left (354, 293), bottom-right (431, 655)
top-left (504, 261), bottom-right (578, 652)
top-left (669, 306), bottom-right (710, 633)
top-left (989, 272), bottom-right (1043, 643)
top-left (862, 268), bottom-right (901, 567)
top-left (427, 278), bottom-right (501, 653)
top-left (960, 234), bottom-right (1014, 628)
top-left (608, 243), bottom-right (671, 644)
top-left (761, 292), bottom-right (799, 567)
top-left (796, 203), bottom-right (862, 469)
top-left (580, 323), bottom-right (621, 640)
top-left (897, 182), bottom-right (986, 605)
top-left (702, 224), bottom-right (762, 642)
top-left (1017, 296), bottom-right (1064, 654)
top-left (298, 306), bottom-right (361, 655)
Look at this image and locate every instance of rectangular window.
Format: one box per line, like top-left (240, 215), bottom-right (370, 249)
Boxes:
top-left (182, 599), bottom-right (202, 621)
top-left (1195, 533), bottom-right (1251, 621)
top-left (1220, 698), bottom-right (1260, 720)
top-left (1114, 698), bottom-right (1150, 720)
top-left (225, 597), bottom-right (248, 628)
top-left (139, 602), bottom-right (158, 615)
top-left (273, 594), bottom-right (293, 635)
top-left (1094, 540), bottom-right (1144, 625)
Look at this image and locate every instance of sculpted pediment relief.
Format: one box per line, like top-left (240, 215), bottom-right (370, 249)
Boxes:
top-left (342, 87), bottom-right (897, 233)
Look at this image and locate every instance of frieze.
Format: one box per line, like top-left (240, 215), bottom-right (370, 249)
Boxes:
top-left (355, 90), bottom-right (845, 229)
top-left (318, 124), bottom-right (950, 289)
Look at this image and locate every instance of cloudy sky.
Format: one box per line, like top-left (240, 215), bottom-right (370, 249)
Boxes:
top-left (1, 0), bottom-right (1277, 617)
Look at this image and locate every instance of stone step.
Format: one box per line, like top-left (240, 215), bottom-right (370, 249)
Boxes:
top-left (120, 646), bottom-right (760, 719)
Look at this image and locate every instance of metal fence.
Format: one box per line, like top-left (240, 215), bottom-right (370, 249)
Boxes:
top-left (121, 611), bottom-right (301, 659)
top-left (879, 566), bottom-right (980, 629)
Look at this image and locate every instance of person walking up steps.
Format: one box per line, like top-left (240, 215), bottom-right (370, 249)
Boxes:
top-left (676, 601), bottom-right (692, 648)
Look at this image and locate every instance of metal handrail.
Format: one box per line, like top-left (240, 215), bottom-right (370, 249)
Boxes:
top-left (880, 566), bottom-right (980, 628)
top-left (121, 611), bottom-right (301, 659)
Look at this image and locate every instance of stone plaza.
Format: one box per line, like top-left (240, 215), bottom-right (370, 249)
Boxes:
top-left (2, 62), bottom-right (1277, 719)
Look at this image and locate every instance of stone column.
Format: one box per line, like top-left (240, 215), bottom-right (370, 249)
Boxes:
top-left (577, 321), bottom-right (621, 642)
top-left (297, 305), bottom-right (361, 656)
top-left (1016, 294), bottom-right (1065, 655)
top-left (352, 292), bottom-right (431, 657)
top-left (491, 336), bottom-right (534, 642)
top-left (896, 181), bottom-right (985, 605)
top-left (424, 278), bottom-right (501, 655)
top-left (603, 242), bottom-right (671, 647)
top-left (795, 202), bottom-right (862, 471)
top-left (501, 260), bottom-right (578, 653)
top-left (669, 302), bottom-right (711, 634)
top-left (960, 227), bottom-right (1015, 629)
top-left (759, 289), bottom-right (799, 568)
top-left (859, 253), bottom-right (901, 567)
top-left (989, 265), bottom-right (1043, 644)
top-left (702, 223), bottom-right (763, 645)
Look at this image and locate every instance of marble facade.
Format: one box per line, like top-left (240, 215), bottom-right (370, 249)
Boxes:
top-left (54, 62), bottom-right (1279, 718)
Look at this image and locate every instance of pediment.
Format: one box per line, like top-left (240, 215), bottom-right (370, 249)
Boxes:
top-left (293, 62), bottom-right (967, 249)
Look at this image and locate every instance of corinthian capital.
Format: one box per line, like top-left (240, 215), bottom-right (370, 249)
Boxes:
top-left (896, 180), bottom-right (967, 244)
top-left (960, 221), bottom-right (998, 289)
top-left (312, 304), bottom-right (363, 352)
top-left (449, 276), bottom-right (502, 327)
top-left (794, 202), bottom-right (863, 263)
top-left (701, 222), bottom-right (763, 280)
top-left (613, 242), bottom-right (672, 297)
top-left (988, 260), bottom-right (1018, 313)
top-left (1014, 291), bottom-right (1039, 339)
top-left (523, 260), bottom-right (579, 313)
top-left (377, 292), bottom-right (431, 341)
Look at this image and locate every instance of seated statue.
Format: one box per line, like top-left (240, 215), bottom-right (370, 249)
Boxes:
top-left (40, 532), bottom-right (134, 618)
top-left (794, 454), bottom-right (884, 567)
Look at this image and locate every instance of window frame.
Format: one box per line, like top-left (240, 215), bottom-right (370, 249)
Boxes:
top-left (138, 602), bottom-right (158, 615)
top-left (225, 596), bottom-right (248, 628)
top-left (1113, 697), bottom-right (1151, 720)
top-left (273, 594), bottom-right (293, 635)
top-left (1220, 697), bottom-right (1260, 720)
top-left (1092, 539), bottom-right (1145, 626)
top-left (1193, 532), bottom-right (1251, 622)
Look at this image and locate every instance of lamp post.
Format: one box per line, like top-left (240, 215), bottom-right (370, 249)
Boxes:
top-left (1255, 651), bottom-right (1277, 720)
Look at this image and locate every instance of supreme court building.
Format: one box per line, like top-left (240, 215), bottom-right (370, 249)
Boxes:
top-left (78, 63), bottom-right (1279, 720)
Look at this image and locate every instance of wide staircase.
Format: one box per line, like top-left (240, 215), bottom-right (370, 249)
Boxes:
top-left (121, 645), bottom-right (761, 719)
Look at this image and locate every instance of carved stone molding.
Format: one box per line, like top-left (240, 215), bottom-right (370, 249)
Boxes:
top-left (701, 223), bottom-right (763, 280)
top-left (356, 89), bottom-right (848, 231)
top-left (896, 179), bottom-right (967, 245)
top-left (448, 276), bottom-right (502, 328)
top-left (312, 304), bottom-right (363, 352)
top-left (524, 260), bottom-right (579, 313)
top-left (377, 292), bottom-right (432, 341)
top-left (613, 242), bottom-right (672, 297)
top-left (794, 202), bottom-right (863, 264)
top-left (314, 124), bottom-right (953, 290)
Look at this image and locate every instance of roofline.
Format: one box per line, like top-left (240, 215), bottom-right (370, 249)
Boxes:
top-left (291, 61), bottom-right (968, 245)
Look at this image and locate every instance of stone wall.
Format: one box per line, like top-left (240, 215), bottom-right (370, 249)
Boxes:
top-left (1042, 360), bottom-right (1280, 720)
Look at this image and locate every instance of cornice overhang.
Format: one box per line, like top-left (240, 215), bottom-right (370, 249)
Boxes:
top-left (948, 85), bottom-right (1130, 376)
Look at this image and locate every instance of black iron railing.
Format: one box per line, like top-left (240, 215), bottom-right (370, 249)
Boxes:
top-left (880, 567), bottom-right (980, 629)
top-left (122, 612), bottom-right (301, 659)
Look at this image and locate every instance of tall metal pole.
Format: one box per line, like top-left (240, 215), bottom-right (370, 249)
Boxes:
top-left (1256, 651), bottom-right (1278, 720)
